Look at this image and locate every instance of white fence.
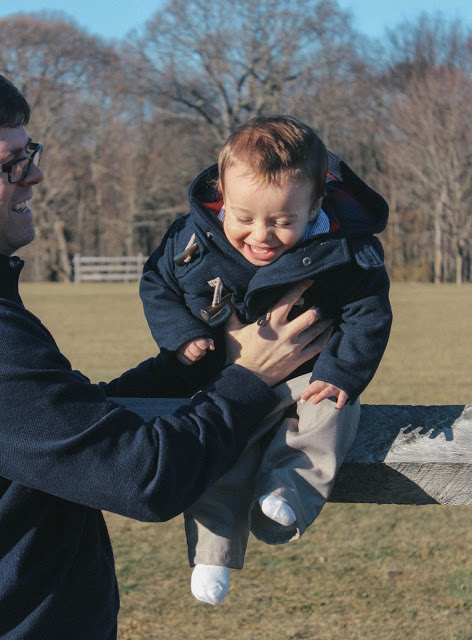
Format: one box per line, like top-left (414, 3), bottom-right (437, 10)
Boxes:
top-left (73, 253), bottom-right (147, 283)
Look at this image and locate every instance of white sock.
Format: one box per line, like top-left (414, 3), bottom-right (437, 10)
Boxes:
top-left (191, 564), bottom-right (231, 605)
top-left (259, 494), bottom-right (296, 526)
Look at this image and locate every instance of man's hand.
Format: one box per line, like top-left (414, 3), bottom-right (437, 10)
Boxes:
top-left (225, 281), bottom-right (332, 387)
top-left (300, 380), bottom-right (349, 410)
top-left (176, 338), bottom-right (215, 366)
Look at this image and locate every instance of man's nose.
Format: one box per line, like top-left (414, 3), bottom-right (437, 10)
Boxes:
top-left (23, 163), bottom-right (44, 186)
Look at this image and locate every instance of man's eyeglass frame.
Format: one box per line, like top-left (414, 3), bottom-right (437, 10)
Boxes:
top-left (0, 142), bottom-right (43, 184)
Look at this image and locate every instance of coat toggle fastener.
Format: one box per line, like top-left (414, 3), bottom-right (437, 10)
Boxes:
top-left (173, 242), bottom-right (199, 266)
top-left (200, 292), bottom-right (233, 322)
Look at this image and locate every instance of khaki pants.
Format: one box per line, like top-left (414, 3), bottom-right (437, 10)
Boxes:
top-left (184, 374), bottom-right (360, 569)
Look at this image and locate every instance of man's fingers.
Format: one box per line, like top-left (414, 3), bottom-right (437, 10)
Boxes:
top-left (299, 324), bottom-right (333, 359)
top-left (226, 307), bottom-right (243, 331)
top-left (309, 320), bottom-right (333, 345)
top-left (297, 316), bottom-right (333, 344)
top-left (270, 280), bottom-right (314, 321)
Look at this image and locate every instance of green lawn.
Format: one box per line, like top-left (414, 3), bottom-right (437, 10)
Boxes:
top-left (21, 282), bottom-right (472, 640)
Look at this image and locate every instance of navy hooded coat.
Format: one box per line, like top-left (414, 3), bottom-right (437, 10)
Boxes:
top-left (140, 152), bottom-right (393, 401)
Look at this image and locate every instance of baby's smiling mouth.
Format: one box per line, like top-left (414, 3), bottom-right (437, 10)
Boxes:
top-left (251, 247), bottom-right (270, 253)
top-left (244, 243), bottom-right (280, 264)
top-left (246, 244), bottom-right (277, 255)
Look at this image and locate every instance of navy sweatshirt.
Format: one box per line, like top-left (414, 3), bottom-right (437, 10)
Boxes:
top-left (0, 254), bottom-right (278, 639)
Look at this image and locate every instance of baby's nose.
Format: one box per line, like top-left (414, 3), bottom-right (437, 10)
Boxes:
top-left (250, 224), bottom-right (271, 243)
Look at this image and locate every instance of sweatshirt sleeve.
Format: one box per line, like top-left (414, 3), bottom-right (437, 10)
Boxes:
top-left (101, 348), bottom-right (214, 398)
top-left (0, 301), bottom-right (278, 522)
top-left (310, 260), bottom-right (393, 401)
top-left (140, 220), bottom-right (214, 352)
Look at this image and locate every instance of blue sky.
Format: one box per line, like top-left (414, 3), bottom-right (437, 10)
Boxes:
top-left (0, 0), bottom-right (471, 40)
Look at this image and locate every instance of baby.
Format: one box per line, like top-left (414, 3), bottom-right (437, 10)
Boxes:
top-left (140, 115), bottom-right (392, 604)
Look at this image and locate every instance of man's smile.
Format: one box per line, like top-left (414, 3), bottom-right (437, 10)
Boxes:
top-left (10, 198), bottom-right (32, 213)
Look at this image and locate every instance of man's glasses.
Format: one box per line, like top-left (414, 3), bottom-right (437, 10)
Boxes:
top-left (0, 142), bottom-right (43, 184)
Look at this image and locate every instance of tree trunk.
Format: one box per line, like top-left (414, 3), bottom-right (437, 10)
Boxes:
top-left (434, 213), bottom-right (442, 284)
top-left (54, 219), bottom-right (72, 282)
top-left (456, 244), bottom-right (463, 285)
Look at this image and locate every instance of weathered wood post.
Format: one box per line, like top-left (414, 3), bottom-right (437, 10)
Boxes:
top-left (329, 404), bottom-right (472, 505)
top-left (112, 399), bottom-right (472, 506)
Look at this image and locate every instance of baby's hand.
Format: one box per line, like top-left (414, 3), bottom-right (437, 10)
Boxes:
top-left (300, 380), bottom-right (348, 410)
top-left (176, 337), bottom-right (215, 366)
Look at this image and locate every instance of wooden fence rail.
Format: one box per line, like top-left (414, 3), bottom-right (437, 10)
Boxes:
top-left (112, 399), bottom-right (472, 506)
top-left (73, 253), bottom-right (147, 283)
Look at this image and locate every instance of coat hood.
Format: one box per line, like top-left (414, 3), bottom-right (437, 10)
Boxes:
top-left (187, 150), bottom-right (389, 238)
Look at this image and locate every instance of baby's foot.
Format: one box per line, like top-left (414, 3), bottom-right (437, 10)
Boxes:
top-left (191, 564), bottom-right (231, 605)
top-left (259, 494), bottom-right (296, 526)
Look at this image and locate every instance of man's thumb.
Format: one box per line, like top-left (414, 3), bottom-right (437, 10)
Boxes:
top-left (226, 306), bottom-right (241, 331)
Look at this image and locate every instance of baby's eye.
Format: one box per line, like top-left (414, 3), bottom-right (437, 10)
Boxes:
top-left (274, 220), bottom-right (294, 228)
top-left (237, 217), bottom-right (253, 225)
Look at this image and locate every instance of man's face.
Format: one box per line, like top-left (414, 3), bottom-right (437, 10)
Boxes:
top-left (0, 126), bottom-right (43, 256)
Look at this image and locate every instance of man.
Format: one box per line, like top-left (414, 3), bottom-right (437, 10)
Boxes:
top-left (0, 75), bottom-right (330, 639)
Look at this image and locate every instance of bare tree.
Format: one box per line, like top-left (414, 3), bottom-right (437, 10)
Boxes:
top-left (387, 12), bottom-right (472, 77)
top-left (380, 15), bottom-right (472, 283)
top-left (134, 0), bottom-right (358, 143)
top-left (0, 12), bottom-right (122, 279)
top-left (2, 7), bottom-right (471, 283)
top-left (383, 67), bottom-right (472, 283)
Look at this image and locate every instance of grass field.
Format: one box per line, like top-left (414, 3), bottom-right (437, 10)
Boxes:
top-left (21, 282), bottom-right (472, 640)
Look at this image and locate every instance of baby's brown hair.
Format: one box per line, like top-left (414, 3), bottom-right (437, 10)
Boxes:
top-left (218, 115), bottom-right (328, 208)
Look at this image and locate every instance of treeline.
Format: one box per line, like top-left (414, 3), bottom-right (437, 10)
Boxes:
top-left (1, 0), bottom-right (471, 282)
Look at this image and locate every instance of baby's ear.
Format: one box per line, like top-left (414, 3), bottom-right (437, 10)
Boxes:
top-left (216, 178), bottom-right (224, 201)
top-left (309, 196), bottom-right (323, 222)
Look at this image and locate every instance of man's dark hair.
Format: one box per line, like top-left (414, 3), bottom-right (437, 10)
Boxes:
top-left (0, 74), bottom-right (30, 127)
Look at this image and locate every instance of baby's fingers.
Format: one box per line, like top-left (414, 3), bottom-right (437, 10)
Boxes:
top-left (300, 381), bottom-right (349, 410)
top-left (176, 352), bottom-right (194, 366)
top-left (310, 387), bottom-right (336, 405)
top-left (300, 380), bottom-right (325, 404)
top-left (335, 391), bottom-right (349, 410)
top-left (188, 338), bottom-right (213, 356)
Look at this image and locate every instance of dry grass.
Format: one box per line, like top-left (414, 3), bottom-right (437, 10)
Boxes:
top-left (21, 281), bottom-right (472, 640)
top-left (21, 281), bottom-right (157, 383)
top-left (362, 283), bottom-right (472, 405)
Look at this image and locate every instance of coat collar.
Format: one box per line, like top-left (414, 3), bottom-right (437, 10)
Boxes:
top-left (0, 253), bottom-right (24, 304)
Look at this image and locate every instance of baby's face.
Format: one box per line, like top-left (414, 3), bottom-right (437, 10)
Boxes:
top-left (222, 164), bottom-right (314, 266)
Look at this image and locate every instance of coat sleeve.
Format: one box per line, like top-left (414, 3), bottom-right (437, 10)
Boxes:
top-left (0, 301), bottom-right (278, 522)
top-left (140, 219), bottom-right (214, 352)
top-left (310, 260), bottom-right (393, 401)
